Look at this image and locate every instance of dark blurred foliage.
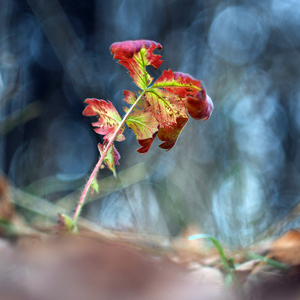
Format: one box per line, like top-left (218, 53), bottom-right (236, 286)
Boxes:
top-left (1, 0), bottom-right (300, 247)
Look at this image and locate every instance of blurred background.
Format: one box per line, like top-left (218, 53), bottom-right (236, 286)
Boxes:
top-left (1, 0), bottom-right (300, 247)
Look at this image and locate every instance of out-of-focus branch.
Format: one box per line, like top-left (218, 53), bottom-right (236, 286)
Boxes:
top-left (0, 2), bottom-right (20, 111)
top-left (0, 102), bottom-right (41, 138)
top-left (26, 0), bottom-right (104, 99)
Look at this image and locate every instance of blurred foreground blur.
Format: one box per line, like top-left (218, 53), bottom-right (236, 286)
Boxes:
top-left (1, 0), bottom-right (300, 247)
top-left (0, 236), bottom-right (224, 300)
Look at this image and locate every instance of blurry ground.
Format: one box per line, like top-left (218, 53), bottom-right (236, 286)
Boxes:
top-left (1, 0), bottom-right (300, 248)
top-left (1, 177), bottom-right (300, 300)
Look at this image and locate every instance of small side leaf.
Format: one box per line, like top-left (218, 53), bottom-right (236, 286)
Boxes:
top-left (91, 177), bottom-right (99, 194)
top-left (123, 90), bottom-right (148, 110)
top-left (98, 142), bottom-right (120, 178)
top-left (83, 98), bottom-right (125, 142)
top-left (56, 213), bottom-right (78, 234)
top-left (123, 90), bottom-right (137, 105)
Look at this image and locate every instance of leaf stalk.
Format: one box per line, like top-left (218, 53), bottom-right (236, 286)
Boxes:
top-left (72, 89), bottom-right (147, 224)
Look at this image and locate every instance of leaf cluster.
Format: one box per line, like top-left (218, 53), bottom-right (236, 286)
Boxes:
top-left (83, 40), bottom-right (213, 175)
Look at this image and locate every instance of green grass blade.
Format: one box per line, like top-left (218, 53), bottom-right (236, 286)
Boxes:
top-left (188, 234), bottom-right (231, 271)
top-left (247, 252), bottom-right (289, 270)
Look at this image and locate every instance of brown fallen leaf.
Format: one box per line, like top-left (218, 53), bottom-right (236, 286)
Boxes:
top-left (243, 230), bottom-right (300, 300)
top-left (269, 230), bottom-right (300, 265)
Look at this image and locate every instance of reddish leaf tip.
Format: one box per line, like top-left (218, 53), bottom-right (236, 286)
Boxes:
top-left (157, 116), bottom-right (188, 151)
top-left (185, 89), bottom-right (214, 120)
top-left (110, 40), bottom-right (163, 88)
top-left (110, 40), bottom-right (162, 58)
top-left (123, 90), bottom-right (137, 105)
top-left (136, 133), bottom-right (157, 154)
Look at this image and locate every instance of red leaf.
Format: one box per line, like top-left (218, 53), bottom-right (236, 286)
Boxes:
top-left (139, 85), bottom-right (188, 153)
top-left (125, 89), bottom-right (187, 154)
top-left (83, 98), bottom-right (125, 142)
top-left (157, 116), bottom-right (189, 151)
top-left (121, 68), bottom-right (211, 153)
top-left (110, 40), bottom-right (163, 89)
top-left (139, 69), bottom-right (212, 151)
top-left (136, 133), bottom-right (157, 154)
top-left (144, 90), bottom-right (183, 124)
top-left (185, 90), bottom-right (214, 120)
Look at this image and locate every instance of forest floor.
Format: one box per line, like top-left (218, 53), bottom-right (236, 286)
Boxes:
top-left (0, 176), bottom-right (300, 300)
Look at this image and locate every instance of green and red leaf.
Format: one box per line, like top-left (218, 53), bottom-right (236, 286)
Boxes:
top-left (152, 70), bottom-right (201, 97)
top-left (123, 90), bottom-right (137, 105)
top-left (135, 69), bottom-right (213, 151)
top-left (144, 89), bottom-right (185, 124)
top-left (110, 40), bottom-right (163, 89)
top-left (130, 89), bottom-right (188, 152)
top-left (126, 109), bottom-right (159, 140)
top-left (83, 98), bottom-right (125, 142)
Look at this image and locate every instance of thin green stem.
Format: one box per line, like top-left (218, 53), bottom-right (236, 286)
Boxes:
top-left (189, 234), bottom-right (244, 299)
top-left (72, 89), bottom-right (147, 224)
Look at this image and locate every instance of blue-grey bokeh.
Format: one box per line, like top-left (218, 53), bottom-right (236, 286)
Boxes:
top-left (1, 0), bottom-right (300, 246)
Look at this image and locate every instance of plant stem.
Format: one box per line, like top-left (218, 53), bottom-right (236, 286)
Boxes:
top-left (72, 89), bottom-right (147, 224)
